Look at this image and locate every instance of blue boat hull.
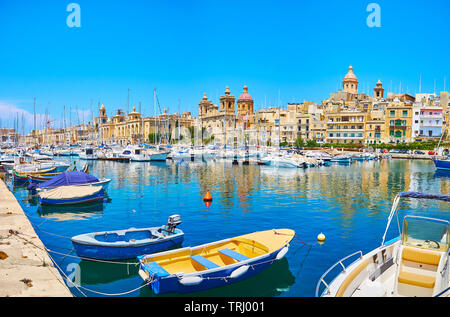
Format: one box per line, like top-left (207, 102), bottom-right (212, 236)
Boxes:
top-left (434, 159), bottom-right (450, 170)
top-left (73, 235), bottom-right (183, 260)
top-left (141, 246), bottom-right (283, 294)
top-left (38, 189), bottom-right (104, 205)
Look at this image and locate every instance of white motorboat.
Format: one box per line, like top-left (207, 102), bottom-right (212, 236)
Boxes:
top-left (260, 152), bottom-right (305, 168)
top-left (79, 148), bottom-right (97, 160)
top-left (316, 191), bottom-right (449, 297)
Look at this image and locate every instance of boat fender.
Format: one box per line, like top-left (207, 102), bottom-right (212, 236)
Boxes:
top-left (229, 265), bottom-right (249, 279)
top-left (179, 276), bottom-right (203, 286)
top-left (276, 246), bottom-right (289, 260)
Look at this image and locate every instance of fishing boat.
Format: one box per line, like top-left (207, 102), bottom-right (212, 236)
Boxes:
top-left (38, 185), bottom-right (105, 205)
top-left (29, 171), bottom-right (111, 191)
top-left (27, 172), bottom-right (62, 184)
top-left (316, 191), bottom-right (449, 297)
top-left (433, 158), bottom-right (450, 171)
top-left (137, 228), bottom-right (294, 294)
top-left (71, 215), bottom-right (184, 260)
top-left (27, 162), bottom-right (77, 184)
top-left (12, 167), bottom-right (57, 183)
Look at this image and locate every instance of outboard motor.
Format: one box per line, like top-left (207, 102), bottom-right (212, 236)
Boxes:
top-left (166, 214), bottom-right (181, 234)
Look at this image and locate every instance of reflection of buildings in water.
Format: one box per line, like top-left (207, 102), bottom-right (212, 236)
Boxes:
top-left (408, 161), bottom-right (441, 209)
top-left (434, 170), bottom-right (450, 196)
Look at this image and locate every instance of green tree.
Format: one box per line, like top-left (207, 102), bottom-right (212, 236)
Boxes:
top-left (306, 139), bottom-right (319, 147)
top-left (294, 136), bottom-right (304, 148)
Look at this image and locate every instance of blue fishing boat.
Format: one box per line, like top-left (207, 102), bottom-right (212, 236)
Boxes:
top-left (28, 171), bottom-right (111, 191)
top-left (137, 228), bottom-right (294, 294)
top-left (71, 215), bottom-right (183, 260)
top-left (433, 158), bottom-right (450, 171)
top-left (38, 185), bottom-right (105, 205)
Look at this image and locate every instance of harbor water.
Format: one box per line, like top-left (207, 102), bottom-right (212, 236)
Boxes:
top-left (9, 158), bottom-right (450, 297)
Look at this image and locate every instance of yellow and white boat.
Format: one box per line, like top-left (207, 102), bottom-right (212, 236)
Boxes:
top-left (316, 191), bottom-right (449, 297)
top-left (137, 228), bottom-right (294, 294)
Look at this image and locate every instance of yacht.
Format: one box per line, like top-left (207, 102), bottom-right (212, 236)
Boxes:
top-left (79, 148), bottom-right (97, 160)
top-left (316, 191), bottom-right (449, 297)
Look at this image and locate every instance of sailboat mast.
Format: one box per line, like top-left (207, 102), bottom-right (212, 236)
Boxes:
top-left (33, 97), bottom-right (36, 146)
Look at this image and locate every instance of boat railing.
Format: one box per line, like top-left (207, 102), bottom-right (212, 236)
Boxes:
top-left (315, 250), bottom-right (363, 297)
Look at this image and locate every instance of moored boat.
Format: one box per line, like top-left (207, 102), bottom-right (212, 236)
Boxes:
top-left (71, 215), bottom-right (184, 260)
top-left (29, 171), bottom-right (111, 191)
top-left (316, 191), bottom-right (449, 297)
top-left (137, 228), bottom-right (294, 294)
top-left (38, 185), bottom-right (105, 205)
top-left (433, 158), bottom-right (450, 171)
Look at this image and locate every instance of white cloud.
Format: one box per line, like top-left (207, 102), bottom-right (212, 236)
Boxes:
top-left (0, 102), bottom-right (57, 133)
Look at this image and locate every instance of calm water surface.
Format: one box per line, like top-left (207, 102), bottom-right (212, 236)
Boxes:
top-left (10, 158), bottom-right (450, 297)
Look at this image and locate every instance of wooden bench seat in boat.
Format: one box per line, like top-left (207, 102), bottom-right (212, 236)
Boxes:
top-left (143, 261), bottom-right (171, 278)
top-left (218, 248), bottom-right (250, 261)
top-left (191, 255), bottom-right (220, 270)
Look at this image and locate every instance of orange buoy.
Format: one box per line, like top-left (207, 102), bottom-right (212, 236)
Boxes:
top-left (203, 190), bottom-right (213, 202)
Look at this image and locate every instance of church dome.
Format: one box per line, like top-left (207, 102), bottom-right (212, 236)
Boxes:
top-left (238, 85), bottom-right (253, 102)
top-left (344, 66), bottom-right (358, 81)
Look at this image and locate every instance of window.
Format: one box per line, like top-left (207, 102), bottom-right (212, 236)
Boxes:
top-left (390, 110), bottom-right (395, 117)
top-left (402, 110), bottom-right (408, 117)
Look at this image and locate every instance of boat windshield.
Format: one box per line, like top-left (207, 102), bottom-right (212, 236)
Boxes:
top-left (402, 216), bottom-right (449, 252)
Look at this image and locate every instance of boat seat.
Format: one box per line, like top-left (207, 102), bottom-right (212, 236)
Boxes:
top-left (401, 247), bottom-right (441, 266)
top-left (191, 255), bottom-right (220, 270)
top-left (142, 261), bottom-right (170, 278)
top-left (218, 248), bottom-right (250, 262)
top-left (397, 271), bottom-right (436, 289)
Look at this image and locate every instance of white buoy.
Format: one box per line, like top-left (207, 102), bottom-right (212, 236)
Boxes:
top-left (230, 265), bottom-right (250, 279)
top-left (276, 246), bottom-right (289, 260)
top-left (179, 276), bottom-right (203, 286)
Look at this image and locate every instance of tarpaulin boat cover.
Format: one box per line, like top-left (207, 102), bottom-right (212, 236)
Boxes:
top-left (39, 185), bottom-right (102, 200)
top-left (398, 191), bottom-right (450, 202)
top-left (38, 171), bottom-right (99, 189)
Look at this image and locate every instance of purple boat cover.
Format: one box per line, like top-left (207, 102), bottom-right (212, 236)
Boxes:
top-left (37, 171), bottom-right (99, 189)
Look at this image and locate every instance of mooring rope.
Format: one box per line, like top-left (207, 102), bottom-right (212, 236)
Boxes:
top-left (9, 229), bottom-right (154, 297)
top-left (273, 230), bottom-right (315, 247)
top-left (9, 229), bottom-right (139, 265)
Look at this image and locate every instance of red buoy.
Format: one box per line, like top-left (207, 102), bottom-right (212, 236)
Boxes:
top-left (203, 190), bottom-right (213, 202)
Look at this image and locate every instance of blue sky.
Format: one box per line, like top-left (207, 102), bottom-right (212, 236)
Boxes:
top-left (0, 0), bottom-right (449, 132)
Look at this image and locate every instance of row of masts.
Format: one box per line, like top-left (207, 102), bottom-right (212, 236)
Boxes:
top-left (23, 88), bottom-right (180, 147)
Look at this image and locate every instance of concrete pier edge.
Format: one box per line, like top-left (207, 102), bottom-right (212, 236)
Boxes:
top-left (0, 179), bottom-right (72, 297)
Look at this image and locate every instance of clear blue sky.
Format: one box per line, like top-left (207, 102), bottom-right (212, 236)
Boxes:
top-left (0, 0), bottom-right (449, 132)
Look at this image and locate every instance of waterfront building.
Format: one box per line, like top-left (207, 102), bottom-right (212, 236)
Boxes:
top-left (324, 108), bottom-right (367, 144)
top-left (385, 102), bottom-right (414, 143)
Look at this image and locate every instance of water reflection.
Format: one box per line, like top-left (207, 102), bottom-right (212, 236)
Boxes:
top-left (5, 158), bottom-right (449, 297)
top-left (37, 201), bottom-right (104, 220)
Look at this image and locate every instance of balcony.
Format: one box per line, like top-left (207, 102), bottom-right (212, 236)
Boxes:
top-left (389, 120), bottom-right (407, 128)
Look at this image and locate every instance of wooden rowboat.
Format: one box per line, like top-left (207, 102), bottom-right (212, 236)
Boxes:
top-left (137, 228), bottom-right (294, 294)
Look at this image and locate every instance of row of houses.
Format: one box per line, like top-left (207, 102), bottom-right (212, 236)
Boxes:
top-left (15, 66), bottom-right (450, 147)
